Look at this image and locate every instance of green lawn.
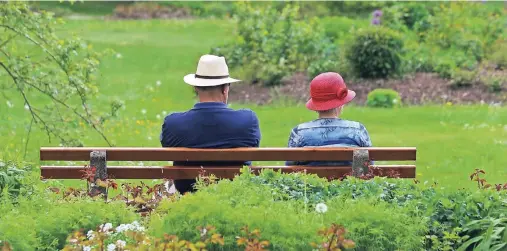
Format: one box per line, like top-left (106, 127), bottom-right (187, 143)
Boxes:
top-left (1, 19), bottom-right (506, 189)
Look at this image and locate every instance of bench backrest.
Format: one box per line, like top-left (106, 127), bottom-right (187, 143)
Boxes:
top-left (40, 147), bottom-right (416, 161)
top-left (40, 147), bottom-right (416, 180)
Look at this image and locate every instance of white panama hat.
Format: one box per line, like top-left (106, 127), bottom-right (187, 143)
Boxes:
top-left (183, 55), bottom-right (241, 86)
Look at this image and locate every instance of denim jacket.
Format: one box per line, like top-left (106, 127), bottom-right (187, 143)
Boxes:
top-left (286, 118), bottom-right (372, 166)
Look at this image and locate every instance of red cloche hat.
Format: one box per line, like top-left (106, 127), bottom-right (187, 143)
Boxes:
top-left (306, 72), bottom-right (356, 111)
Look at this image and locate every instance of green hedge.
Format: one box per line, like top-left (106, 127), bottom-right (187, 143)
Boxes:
top-left (149, 169), bottom-right (507, 250)
top-left (0, 194), bottom-right (138, 250)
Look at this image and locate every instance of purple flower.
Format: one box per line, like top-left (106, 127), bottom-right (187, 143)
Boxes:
top-left (371, 17), bottom-right (381, 25)
top-left (373, 10), bottom-right (383, 18)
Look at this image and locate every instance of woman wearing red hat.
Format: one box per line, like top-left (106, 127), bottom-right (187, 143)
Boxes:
top-left (286, 72), bottom-right (372, 166)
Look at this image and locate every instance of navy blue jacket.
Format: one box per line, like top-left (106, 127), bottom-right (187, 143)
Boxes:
top-left (160, 102), bottom-right (261, 193)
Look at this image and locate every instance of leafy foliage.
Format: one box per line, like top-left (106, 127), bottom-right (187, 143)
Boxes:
top-left (0, 159), bottom-right (33, 199)
top-left (0, 194), bottom-right (138, 250)
top-left (211, 2), bottom-right (337, 86)
top-left (149, 169), bottom-right (428, 250)
top-left (62, 222), bottom-right (225, 251)
top-left (0, 2), bottom-right (122, 147)
top-left (347, 27), bottom-right (404, 78)
top-left (366, 89), bottom-right (401, 108)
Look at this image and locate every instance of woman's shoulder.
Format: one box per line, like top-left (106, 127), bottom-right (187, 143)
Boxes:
top-left (296, 119), bottom-right (365, 129)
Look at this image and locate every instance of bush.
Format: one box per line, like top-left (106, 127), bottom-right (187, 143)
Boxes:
top-left (449, 69), bottom-right (478, 88)
top-left (148, 169), bottom-right (507, 251)
top-left (149, 172), bottom-right (426, 250)
top-left (483, 74), bottom-right (505, 92)
top-left (347, 27), bottom-right (404, 78)
top-left (383, 3), bottom-right (432, 31)
top-left (211, 3), bottom-right (337, 86)
top-left (0, 160), bottom-right (30, 199)
top-left (320, 16), bottom-right (369, 42)
top-left (366, 89), bottom-right (402, 108)
top-left (0, 194), bottom-right (138, 250)
top-left (489, 41), bottom-right (507, 70)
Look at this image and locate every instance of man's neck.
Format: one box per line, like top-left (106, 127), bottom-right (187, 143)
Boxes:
top-left (198, 99), bottom-right (225, 104)
top-left (198, 96), bottom-right (225, 103)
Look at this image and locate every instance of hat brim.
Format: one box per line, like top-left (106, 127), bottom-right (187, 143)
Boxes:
top-left (306, 90), bottom-right (356, 111)
top-left (184, 74), bottom-right (241, 87)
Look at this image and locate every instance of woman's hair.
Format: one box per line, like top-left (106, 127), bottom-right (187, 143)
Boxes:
top-left (317, 106), bottom-right (343, 114)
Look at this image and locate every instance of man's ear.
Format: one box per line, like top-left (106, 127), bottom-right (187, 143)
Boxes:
top-left (223, 84), bottom-right (230, 95)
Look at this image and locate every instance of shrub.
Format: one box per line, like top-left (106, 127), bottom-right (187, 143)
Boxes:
top-left (0, 194), bottom-right (138, 250)
top-left (489, 41), bottom-right (507, 70)
top-left (383, 3), bottom-right (432, 31)
top-left (366, 89), bottom-right (402, 108)
top-left (327, 199), bottom-right (426, 251)
top-left (211, 3), bottom-right (337, 86)
top-left (347, 27), bottom-right (404, 78)
top-left (483, 74), bottom-right (505, 92)
top-left (148, 172), bottom-right (426, 250)
top-left (0, 159), bottom-right (32, 199)
top-left (434, 58), bottom-right (456, 79)
top-left (320, 16), bottom-right (369, 42)
top-left (449, 69), bottom-right (478, 88)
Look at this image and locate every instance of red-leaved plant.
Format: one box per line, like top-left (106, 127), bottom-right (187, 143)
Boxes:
top-left (311, 223), bottom-right (356, 251)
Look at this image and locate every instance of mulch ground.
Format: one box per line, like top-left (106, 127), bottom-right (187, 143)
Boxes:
top-left (229, 72), bottom-right (507, 106)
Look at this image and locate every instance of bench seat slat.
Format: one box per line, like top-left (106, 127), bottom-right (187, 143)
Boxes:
top-left (40, 165), bottom-right (416, 179)
top-left (40, 147), bottom-right (416, 161)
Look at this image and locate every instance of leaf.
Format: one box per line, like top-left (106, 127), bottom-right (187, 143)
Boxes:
top-left (134, 196), bottom-right (146, 204)
top-left (457, 235), bottom-right (484, 251)
top-left (96, 179), bottom-right (108, 188)
top-left (237, 238), bottom-right (247, 246)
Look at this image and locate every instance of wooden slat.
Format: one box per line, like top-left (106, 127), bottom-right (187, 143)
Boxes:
top-left (40, 147), bottom-right (416, 161)
top-left (40, 165), bottom-right (416, 179)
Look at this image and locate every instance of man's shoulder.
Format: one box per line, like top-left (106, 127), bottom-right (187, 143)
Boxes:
top-left (163, 111), bottom-right (188, 125)
top-left (231, 108), bottom-right (257, 117)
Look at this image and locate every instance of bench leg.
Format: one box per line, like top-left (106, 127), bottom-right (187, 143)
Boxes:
top-left (352, 149), bottom-right (369, 177)
top-left (89, 150), bottom-right (107, 197)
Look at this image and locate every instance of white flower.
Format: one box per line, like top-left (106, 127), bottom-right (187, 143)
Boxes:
top-left (392, 99), bottom-right (398, 104)
top-left (87, 230), bottom-right (95, 240)
top-left (83, 246), bottom-right (92, 251)
top-left (100, 223), bottom-right (113, 232)
top-left (156, 114), bottom-right (161, 119)
top-left (116, 224), bottom-right (128, 233)
top-left (141, 109), bottom-right (147, 114)
top-left (162, 110), bottom-right (168, 115)
top-left (116, 53), bottom-right (122, 59)
top-left (6, 100), bottom-right (13, 108)
top-left (156, 80), bottom-right (162, 86)
top-left (107, 243), bottom-right (116, 251)
top-left (116, 240), bottom-right (126, 248)
top-left (24, 104), bottom-right (30, 110)
top-left (147, 136), bottom-right (152, 141)
top-left (315, 203), bottom-right (328, 213)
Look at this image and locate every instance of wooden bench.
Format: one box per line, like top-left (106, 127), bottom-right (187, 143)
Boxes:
top-left (40, 147), bottom-right (416, 182)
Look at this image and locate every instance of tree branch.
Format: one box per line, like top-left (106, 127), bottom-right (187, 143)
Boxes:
top-left (0, 32), bottom-right (18, 48)
top-left (24, 117), bottom-right (33, 158)
top-left (22, 79), bottom-right (112, 146)
top-left (0, 61), bottom-right (37, 122)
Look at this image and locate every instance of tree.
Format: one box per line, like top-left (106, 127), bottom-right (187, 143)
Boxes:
top-left (0, 2), bottom-right (121, 150)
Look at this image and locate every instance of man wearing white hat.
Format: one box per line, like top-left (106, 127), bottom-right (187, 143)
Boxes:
top-left (160, 55), bottom-right (262, 194)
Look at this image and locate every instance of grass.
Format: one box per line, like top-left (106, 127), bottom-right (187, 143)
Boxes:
top-left (1, 19), bottom-right (507, 189)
